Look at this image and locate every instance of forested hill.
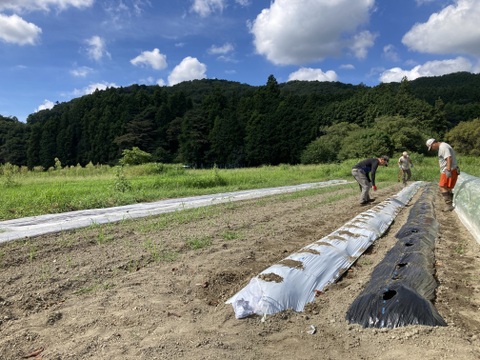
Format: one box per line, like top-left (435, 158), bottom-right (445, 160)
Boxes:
top-left (1, 72), bottom-right (480, 169)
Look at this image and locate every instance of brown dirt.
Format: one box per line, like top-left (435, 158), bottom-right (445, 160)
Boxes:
top-left (1, 183), bottom-right (480, 360)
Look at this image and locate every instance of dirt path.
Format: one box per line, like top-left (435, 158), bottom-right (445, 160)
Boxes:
top-left (1, 182), bottom-right (479, 360)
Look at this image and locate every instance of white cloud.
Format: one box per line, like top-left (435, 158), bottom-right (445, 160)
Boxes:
top-left (0, 0), bottom-right (94, 12)
top-left (287, 67), bottom-right (338, 82)
top-left (190, 0), bottom-right (225, 17)
top-left (84, 82), bottom-right (117, 94)
top-left (70, 66), bottom-right (93, 77)
top-left (142, 76), bottom-right (155, 84)
top-left (349, 30), bottom-right (376, 59)
top-left (208, 43), bottom-right (236, 62)
top-left (251, 0), bottom-right (375, 65)
top-left (35, 99), bottom-right (55, 112)
top-left (403, 0), bottom-right (480, 56)
top-left (0, 14), bottom-right (42, 45)
top-left (132, 0), bottom-right (151, 16)
top-left (85, 35), bottom-right (110, 62)
top-left (340, 64), bottom-right (355, 70)
top-left (379, 56), bottom-right (474, 83)
top-left (72, 81), bottom-right (118, 96)
top-left (208, 43), bottom-right (234, 55)
top-left (415, 0), bottom-right (436, 5)
top-left (102, 0), bottom-right (151, 30)
top-left (168, 56), bottom-right (207, 86)
top-left (383, 44), bottom-right (400, 62)
top-left (130, 48), bottom-right (168, 70)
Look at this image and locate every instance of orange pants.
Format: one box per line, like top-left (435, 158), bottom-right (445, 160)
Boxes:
top-left (439, 169), bottom-right (458, 190)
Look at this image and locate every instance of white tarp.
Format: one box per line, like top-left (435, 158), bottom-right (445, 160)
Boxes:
top-left (454, 172), bottom-right (480, 244)
top-left (226, 182), bottom-right (424, 319)
top-left (0, 180), bottom-right (347, 244)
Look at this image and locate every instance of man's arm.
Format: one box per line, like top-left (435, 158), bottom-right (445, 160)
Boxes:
top-left (370, 161), bottom-right (379, 185)
top-left (444, 156), bottom-right (453, 178)
top-left (446, 156), bottom-right (452, 171)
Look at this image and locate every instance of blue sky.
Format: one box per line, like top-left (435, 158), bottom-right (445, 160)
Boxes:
top-left (1, 0), bottom-right (480, 123)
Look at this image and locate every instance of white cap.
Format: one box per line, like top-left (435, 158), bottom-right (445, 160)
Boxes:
top-left (402, 151), bottom-right (408, 156)
top-left (426, 138), bottom-right (435, 151)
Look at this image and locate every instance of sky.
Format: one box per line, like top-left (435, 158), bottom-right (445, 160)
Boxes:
top-left (1, 0), bottom-right (480, 123)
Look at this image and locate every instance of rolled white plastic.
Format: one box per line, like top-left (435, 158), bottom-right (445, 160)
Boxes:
top-left (226, 182), bottom-right (424, 319)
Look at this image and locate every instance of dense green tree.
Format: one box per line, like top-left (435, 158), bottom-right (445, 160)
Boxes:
top-left (445, 118), bottom-right (480, 156)
top-left (271, 95), bottom-right (314, 164)
top-left (372, 115), bottom-right (432, 154)
top-left (338, 128), bottom-right (392, 161)
top-left (208, 111), bottom-right (245, 167)
top-left (165, 117), bottom-right (183, 161)
top-left (245, 75), bottom-right (281, 166)
top-left (0, 116), bottom-right (28, 165)
top-left (177, 88), bottom-right (229, 166)
top-left (6, 73), bottom-right (480, 168)
top-left (301, 122), bottom-right (361, 164)
top-left (178, 108), bottom-right (211, 166)
top-left (114, 107), bottom-right (157, 153)
top-left (26, 123), bottom-right (41, 168)
top-left (119, 147), bottom-right (153, 165)
top-left (39, 120), bottom-right (58, 169)
top-left (244, 111), bottom-right (268, 165)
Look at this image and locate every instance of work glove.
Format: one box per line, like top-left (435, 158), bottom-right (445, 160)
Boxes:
top-left (444, 169), bottom-right (452, 178)
top-left (373, 185), bottom-right (377, 191)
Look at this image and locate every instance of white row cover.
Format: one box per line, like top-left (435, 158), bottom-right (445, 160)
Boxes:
top-left (454, 172), bottom-right (480, 244)
top-left (0, 180), bottom-right (347, 244)
top-left (226, 182), bottom-right (424, 319)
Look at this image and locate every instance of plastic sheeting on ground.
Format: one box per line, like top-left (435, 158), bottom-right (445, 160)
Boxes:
top-left (454, 172), bottom-right (480, 245)
top-left (346, 184), bottom-right (446, 328)
top-left (226, 182), bottom-right (424, 319)
top-left (0, 180), bottom-right (348, 244)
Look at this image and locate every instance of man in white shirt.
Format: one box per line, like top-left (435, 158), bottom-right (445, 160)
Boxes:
top-left (426, 138), bottom-right (459, 212)
top-left (397, 151), bottom-right (413, 185)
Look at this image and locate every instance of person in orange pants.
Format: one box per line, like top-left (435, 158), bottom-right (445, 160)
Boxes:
top-left (426, 138), bottom-right (459, 212)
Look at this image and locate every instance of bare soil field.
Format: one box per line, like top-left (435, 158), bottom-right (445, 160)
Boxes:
top-left (1, 183), bottom-right (480, 360)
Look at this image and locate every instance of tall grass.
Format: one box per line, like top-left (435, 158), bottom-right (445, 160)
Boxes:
top-left (1, 156), bottom-right (478, 221)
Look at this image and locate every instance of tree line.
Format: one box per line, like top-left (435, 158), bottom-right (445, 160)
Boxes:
top-left (1, 72), bottom-right (480, 169)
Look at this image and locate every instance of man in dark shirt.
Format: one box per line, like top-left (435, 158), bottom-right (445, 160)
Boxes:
top-left (351, 155), bottom-right (389, 205)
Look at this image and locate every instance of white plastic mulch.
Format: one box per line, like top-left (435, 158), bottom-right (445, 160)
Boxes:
top-left (226, 182), bottom-right (424, 319)
top-left (0, 180), bottom-right (347, 244)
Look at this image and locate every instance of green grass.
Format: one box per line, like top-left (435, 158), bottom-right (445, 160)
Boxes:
top-left (1, 157), bottom-right (478, 221)
top-left (222, 231), bottom-right (241, 241)
top-left (143, 238), bottom-right (179, 262)
top-left (185, 236), bottom-right (213, 250)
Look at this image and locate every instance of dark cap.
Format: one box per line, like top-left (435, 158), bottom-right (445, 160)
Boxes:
top-left (380, 155), bottom-right (389, 166)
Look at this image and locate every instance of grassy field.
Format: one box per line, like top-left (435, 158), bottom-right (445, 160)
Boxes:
top-left (1, 155), bottom-right (478, 221)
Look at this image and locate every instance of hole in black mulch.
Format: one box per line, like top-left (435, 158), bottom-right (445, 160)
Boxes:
top-left (383, 290), bottom-right (397, 300)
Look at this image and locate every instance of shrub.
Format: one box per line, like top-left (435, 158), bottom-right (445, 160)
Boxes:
top-left (338, 128), bottom-right (392, 161)
top-left (119, 147), bottom-right (153, 166)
